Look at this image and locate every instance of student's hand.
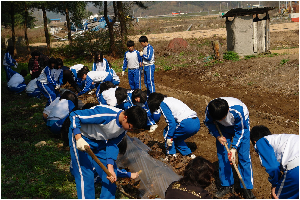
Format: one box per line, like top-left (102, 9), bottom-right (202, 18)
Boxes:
top-left (76, 137), bottom-right (89, 151)
top-left (92, 82), bottom-right (94, 85)
top-left (139, 51), bottom-right (143, 56)
top-left (121, 71), bottom-right (125, 76)
top-left (271, 187), bottom-right (279, 199)
top-left (166, 138), bottom-right (173, 147)
top-left (217, 136), bottom-right (227, 146)
top-left (55, 85), bottom-right (60, 90)
top-left (130, 172), bottom-right (139, 179)
top-left (228, 148), bottom-right (237, 165)
top-left (107, 164), bottom-right (117, 183)
top-left (30, 70), bottom-right (32, 75)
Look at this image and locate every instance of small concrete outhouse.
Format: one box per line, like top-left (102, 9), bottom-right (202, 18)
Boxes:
top-left (222, 7), bottom-right (275, 56)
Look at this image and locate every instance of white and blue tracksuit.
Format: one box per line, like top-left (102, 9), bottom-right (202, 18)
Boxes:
top-left (78, 71), bottom-right (111, 96)
top-left (141, 44), bottom-right (155, 95)
top-left (92, 58), bottom-right (110, 72)
top-left (51, 68), bottom-right (63, 97)
top-left (26, 78), bottom-right (41, 98)
top-left (122, 50), bottom-right (142, 90)
top-left (108, 68), bottom-right (120, 86)
top-left (97, 87), bottom-right (118, 107)
top-left (68, 105), bottom-right (126, 199)
top-left (43, 97), bottom-right (75, 134)
top-left (36, 66), bottom-right (58, 106)
top-left (254, 134), bottom-right (299, 199)
top-left (204, 97), bottom-right (254, 189)
top-left (70, 64), bottom-right (85, 89)
top-left (6, 68), bottom-right (26, 93)
top-left (3, 52), bottom-right (17, 81)
top-left (159, 97), bottom-right (200, 156)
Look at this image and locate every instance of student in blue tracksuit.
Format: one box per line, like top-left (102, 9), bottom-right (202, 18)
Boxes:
top-left (204, 97), bottom-right (254, 199)
top-left (97, 86), bottom-right (129, 109)
top-left (92, 51), bottom-right (110, 72)
top-left (43, 91), bottom-right (78, 134)
top-left (122, 40), bottom-right (143, 90)
top-left (51, 58), bottom-right (64, 97)
top-left (36, 57), bottom-right (59, 106)
top-left (6, 68), bottom-right (27, 94)
top-left (3, 46), bottom-right (18, 81)
top-left (250, 125), bottom-right (299, 199)
top-left (26, 78), bottom-right (42, 98)
top-left (68, 105), bottom-right (147, 199)
top-left (139, 36), bottom-right (155, 96)
top-left (147, 92), bottom-right (199, 160)
top-left (69, 64), bottom-right (89, 90)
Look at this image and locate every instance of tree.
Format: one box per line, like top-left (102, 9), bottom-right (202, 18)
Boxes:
top-left (104, 1), bottom-right (118, 57)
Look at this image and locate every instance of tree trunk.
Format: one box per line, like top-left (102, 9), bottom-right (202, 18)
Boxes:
top-left (104, 1), bottom-right (117, 57)
top-left (65, 5), bottom-right (72, 45)
top-left (11, 2), bottom-right (16, 56)
top-left (42, 5), bottom-right (50, 51)
top-left (24, 2), bottom-right (30, 52)
top-left (117, 2), bottom-right (127, 50)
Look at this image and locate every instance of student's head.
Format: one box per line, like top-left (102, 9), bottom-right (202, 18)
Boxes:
top-left (82, 65), bottom-right (90, 72)
top-left (139, 36), bottom-right (148, 47)
top-left (127, 40), bottom-right (135, 51)
top-left (48, 57), bottom-right (57, 69)
top-left (94, 51), bottom-right (103, 63)
top-left (132, 89), bottom-right (147, 104)
top-left (250, 125), bottom-right (272, 145)
top-left (115, 87), bottom-right (128, 105)
top-left (77, 68), bottom-right (89, 80)
top-left (6, 46), bottom-right (14, 55)
top-left (60, 91), bottom-right (78, 110)
top-left (179, 156), bottom-right (214, 188)
top-left (99, 81), bottom-right (115, 94)
top-left (122, 106), bottom-right (147, 130)
top-left (56, 58), bottom-right (63, 69)
top-left (31, 50), bottom-right (40, 60)
top-left (147, 92), bottom-right (166, 113)
top-left (20, 69), bottom-right (28, 77)
top-left (207, 98), bottom-right (229, 121)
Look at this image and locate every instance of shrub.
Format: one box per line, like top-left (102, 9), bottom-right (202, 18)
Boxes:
top-left (223, 51), bottom-right (239, 61)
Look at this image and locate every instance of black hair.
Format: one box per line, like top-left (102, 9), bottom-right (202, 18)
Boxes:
top-left (147, 92), bottom-right (166, 113)
top-left (99, 81), bottom-right (115, 94)
top-left (139, 35), bottom-right (148, 43)
top-left (127, 40), bottom-right (134, 47)
top-left (115, 87), bottom-right (128, 105)
top-left (20, 69), bottom-right (28, 77)
top-left (48, 57), bottom-right (57, 69)
top-left (179, 156), bottom-right (214, 188)
top-left (6, 46), bottom-right (14, 55)
top-left (118, 137), bottom-right (127, 155)
top-left (60, 91), bottom-right (78, 110)
top-left (94, 51), bottom-right (103, 63)
top-left (56, 58), bottom-right (63, 69)
top-left (250, 125), bottom-right (272, 145)
top-left (81, 103), bottom-right (98, 110)
top-left (132, 89), bottom-right (147, 104)
top-left (31, 50), bottom-right (40, 57)
top-left (83, 65), bottom-right (90, 72)
top-left (207, 98), bottom-right (229, 121)
top-left (124, 106), bottom-right (147, 130)
top-left (77, 67), bottom-right (89, 79)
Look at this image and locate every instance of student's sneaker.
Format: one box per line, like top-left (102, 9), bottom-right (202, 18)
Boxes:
top-left (148, 124), bottom-right (158, 133)
top-left (243, 189), bottom-right (256, 199)
top-left (214, 186), bottom-right (234, 198)
top-left (88, 90), bottom-right (95, 95)
top-left (163, 154), bottom-right (177, 161)
top-left (190, 154), bottom-right (196, 159)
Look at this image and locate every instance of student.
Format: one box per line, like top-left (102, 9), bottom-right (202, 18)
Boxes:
top-left (147, 92), bottom-right (199, 160)
top-left (165, 156), bottom-right (214, 199)
top-left (36, 57), bottom-right (59, 106)
top-left (77, 68), bottom-right (113, 96)
top-left (122, 40), bottom-right (143, 90)
top-left (92, 51), bottom-right (110, 72)
top-left (51, 58), bottom-right (64, 97)
top-left (97, 86), bottom-right (128, 109)
top-left (108, 66), bottom-right (120, 86)
top-left (68, 105), bottom-right (147, 199)
top-left (139, 36), bottom-right (155, 96)
top-left (26, 78), bottom-right (42, 98)
top-left (43, 91), bottom-right (78, 134)
top-left (69, 64), bottom-right (89, 90)
top-left (6, 68), bottom-right (27, 94)
top-left (28, 50), bottom-right (48, 80)
top-left (204, 97), bottom-right (255, 199)
top-left (250, 125), bottom-right (299, 199)
top-left (3, 46), bottom-right (18, 81)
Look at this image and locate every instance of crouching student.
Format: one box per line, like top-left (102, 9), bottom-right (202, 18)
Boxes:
top-left (250, 125), bottom-right (299, 199)
top-left (68, 105), bottom-right (147, 199)
top-left (147, 92), bottom-right (200, 160)
top-left (43, 91), bottom-right (78, 134)
top-left (97, 86), bottom-right (129, 109)
top-left (7, 68), bottom-right (27, 94)
top-left (26, 78), bottom-right (41, 98)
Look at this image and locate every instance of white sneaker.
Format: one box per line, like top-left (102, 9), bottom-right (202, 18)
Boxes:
top-left (163, 154), bottom-right (177, 161)
top-left (190, 154), bottom-right (196, 159)
top-left (148, 124), bottom-right (158, 132)
top-left (88, 90), bottom-right (95, 95)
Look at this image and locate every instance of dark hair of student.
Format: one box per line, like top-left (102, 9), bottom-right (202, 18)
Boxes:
top-left (139, 35), bottom-right (148, 43)
top-left (179, 156), bottom-right (214, 188)
top-left (207, 98), bottom-right (229, 121)
top-left (117, 137), bottom-right (127, 155)
top-left (124, 106), bottom-right (147, 130)
top-left (77, 68), bottom-right (88, 79)
top-left (94, 51), bottom-right (103, 63)
top-left (81, 103), bottom-right (98, 110)
top-left (127, 40), bottom-right (134, 47)
top-left (6, 46), bottom-right (14, 55)
top-left (147, 92), bottom-right (166, 113)
top-left (115, 87), bottom-right (128, 105)
top-left (132, 89), bottom-right (147, 104)
top-left (82, 65), bottom-right (90, 72)
top-left (60, 91), bottom-right (78, 110)
top-left (20, 69), bottom-right (28, 77)
top-left (99, 81), bottom-right (115, 94)
top-left (48, 57), bottom-right (57, 69)
top-left (56, 58), bottom-right (63, 69)
top-left (250, 125), bottom-right (272, 145)
top-left (31, 50), bottom-right (41, 57)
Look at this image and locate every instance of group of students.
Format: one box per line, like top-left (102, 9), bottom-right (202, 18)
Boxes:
top-left (3, 34), bottom-right (298, 199)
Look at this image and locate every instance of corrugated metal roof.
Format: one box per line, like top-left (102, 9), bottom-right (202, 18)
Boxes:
top-left (222, 7), bottom-right (276, 18)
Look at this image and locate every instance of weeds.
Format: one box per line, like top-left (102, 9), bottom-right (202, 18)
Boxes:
top-left (280, 59), bottom-right (290, 65)
top-left (223, 51), bottom-right (239, 61)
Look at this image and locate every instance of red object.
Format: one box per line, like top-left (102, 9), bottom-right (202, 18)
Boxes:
top-left (168, 38), bottom-right (189, 51)
top-left (291, 17), bottom-right (299, 22)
